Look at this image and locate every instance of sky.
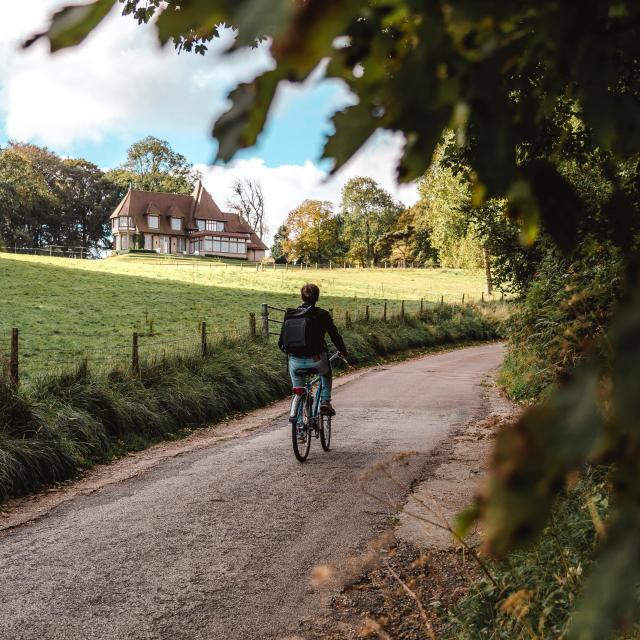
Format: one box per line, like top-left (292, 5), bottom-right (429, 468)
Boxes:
top-left (0, 0), bottom-right (419, 241)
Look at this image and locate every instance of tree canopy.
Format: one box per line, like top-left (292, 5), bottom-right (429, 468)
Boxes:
top-left (0, 143), bottom-right (120, 252)
top-left (281, 200), bottom-right (339, 264)
top-left (340, 176), bottom-right (403, 266)
top-left (106, 136), bottom-right (201, 195)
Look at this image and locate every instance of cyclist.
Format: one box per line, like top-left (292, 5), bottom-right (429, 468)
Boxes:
top-left (278, 283), bottom-right (348, 416)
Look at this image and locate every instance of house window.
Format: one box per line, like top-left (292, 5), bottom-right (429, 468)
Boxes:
top-left (171, 217), bottom-right (182, 231)
top-left (196, 219), bottom-right (206, 231)
top-left (121, 235), bottom-right (129, 250)
top-left (118, 216), bottom-right (134, 229)
top-left (112, 219), bottom-right (117, 230)
top-left (144, 234), bottom-right (152, 250)
top-left (205, 220), bottom-right (224, 232)
top-left (148, 215), bottom-right (159, 229)
top-left (213, 238), bottom-right (221, 252)
top-left (176, 237), bottom-right (186, 253)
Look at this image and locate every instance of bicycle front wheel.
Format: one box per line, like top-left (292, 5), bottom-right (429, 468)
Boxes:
top-left (320, 414), bottom-right (331, 451)
top-left (292, 395), bottom-right (312, 462)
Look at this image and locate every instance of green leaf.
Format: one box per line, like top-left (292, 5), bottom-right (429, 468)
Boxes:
top-left (24, 0), bottom-right (116, 52)
top-left (213, 69), bottom-right (282, 163)
top-left (323, 105), bottom-right (378, 175)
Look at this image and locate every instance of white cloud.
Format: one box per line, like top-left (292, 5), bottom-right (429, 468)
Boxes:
top-left (0, 1), bottom-right (419, 239)
top-left (198, 130), bottom-right (419, 245)
top-left (0, 1), bottom-right (272, 147)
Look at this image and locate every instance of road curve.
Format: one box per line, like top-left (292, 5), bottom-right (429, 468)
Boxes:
top-left (0, 343), bottom-right (505, 640)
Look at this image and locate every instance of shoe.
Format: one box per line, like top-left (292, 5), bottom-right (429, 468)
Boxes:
top-left (320, 400), bottom-right (336, 416)
top-left (296, 426), bottom-right (307, 443)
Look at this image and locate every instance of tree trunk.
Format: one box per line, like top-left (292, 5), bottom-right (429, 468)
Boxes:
top-left (482, 244), bottom-right (493, 295)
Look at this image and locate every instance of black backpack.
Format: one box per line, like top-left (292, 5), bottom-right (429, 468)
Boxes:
top-left (280, 306), bottom-right (314, 353)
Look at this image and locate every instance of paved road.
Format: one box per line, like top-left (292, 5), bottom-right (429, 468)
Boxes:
top-left (0, 343), bottom-right (504, 640)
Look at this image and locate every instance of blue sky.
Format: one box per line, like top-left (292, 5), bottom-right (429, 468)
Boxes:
top-left (0, 76), bottom-right (345, 171)
top-left (0, 1), bottom-right (417, 237)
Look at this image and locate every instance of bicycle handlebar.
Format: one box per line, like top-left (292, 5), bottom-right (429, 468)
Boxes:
top-left (329, 351), bottom-right (350, 367)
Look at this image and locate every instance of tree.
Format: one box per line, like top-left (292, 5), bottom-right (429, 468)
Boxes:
top-left (0, 147), bottom-right (57, 248)
top-left (281, 200), bottom-right (339, 264)
top-left (340, 177), bottom-right (402, 266)
top-left (227, 178), bottom-right (266, 239)
top-left (270, 223), bottom-right (288, 262)
top-left (107, 136), bottom-right (201, 195)
top-left (415, 151), bottom-right (483, 270)
top-left (60, 159), bottom-right (121, 251)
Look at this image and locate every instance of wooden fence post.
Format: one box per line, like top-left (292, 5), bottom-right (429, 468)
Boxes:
top-left (365, 305), bottom-right (370, 322)
top-left (462, 293), bottom-right (465, 305)
top-left (420, 298), bottom-right (424, 316)
top-left (383, 301), bottom-right (387, 321)
top-left (261, 304), bottom-right (269, 338)
top-left (131, 332), bottom-right (140, 376)
top-left (9, 328), bottom-right (19, 389)
top-left (345, 310), bottom-right (352, 329)
top-left (400, 300), bottom-right (405, 320)
top-left (481, 291), bottom-right (485, 304)
top-left (441, 295), bottom-right (444, 306)
top-left (249, 312), bottom-right (257, 340)
top-left (201, 321), bottom-right (208, 356)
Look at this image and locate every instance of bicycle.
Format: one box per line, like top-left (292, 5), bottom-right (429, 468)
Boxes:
top-left (289, 352), bottom-right (347, 462)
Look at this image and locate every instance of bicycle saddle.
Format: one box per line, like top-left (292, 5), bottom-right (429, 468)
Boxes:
top-left (295, 367), bottom-right (320, 375)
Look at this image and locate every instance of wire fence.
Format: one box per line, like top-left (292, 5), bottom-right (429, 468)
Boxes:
top-left (0, 246), bottom-right (94, 260)
top-left (0, 293), bottom-right (507, 387)
top-left (2, 247), bottom-right (484, 272)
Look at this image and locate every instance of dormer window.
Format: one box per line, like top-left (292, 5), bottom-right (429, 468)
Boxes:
top-left (118, 216), bottom-right (134, 229)
top-left (148, 215), bottom-right (159, 229)
top-left (171, 217), bottom-right (182, 231)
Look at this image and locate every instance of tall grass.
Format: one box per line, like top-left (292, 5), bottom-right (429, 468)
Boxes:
top-left (0, 304), bottom-right (503, 502)
top-left (445, 468), bottom-right (609, 639)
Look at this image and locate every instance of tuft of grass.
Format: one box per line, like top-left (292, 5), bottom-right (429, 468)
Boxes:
top-left (444, 468), bottom-right (610, 639)
top-left (0, 304), bottom-right (504, 502)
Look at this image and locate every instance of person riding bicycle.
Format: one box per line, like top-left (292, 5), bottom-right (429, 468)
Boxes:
top-left (278, 283), bottom-right (348, 416)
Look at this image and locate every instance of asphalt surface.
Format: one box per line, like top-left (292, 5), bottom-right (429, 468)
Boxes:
top-left (0, 343), bottom-right (505, 640)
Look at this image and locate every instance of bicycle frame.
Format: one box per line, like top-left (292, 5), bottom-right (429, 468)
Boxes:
top-left (289, 374), bottom-right (322, 425)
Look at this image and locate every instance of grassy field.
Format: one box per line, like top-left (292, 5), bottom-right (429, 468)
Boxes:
top-left (0, 253), bottom-right (490, 379)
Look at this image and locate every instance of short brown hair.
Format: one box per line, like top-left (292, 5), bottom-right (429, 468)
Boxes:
top-left (301, 283), bottom-right (320, 304)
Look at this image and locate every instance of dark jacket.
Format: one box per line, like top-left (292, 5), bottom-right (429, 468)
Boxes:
top-left (278, 303), bottom-right (347, 358)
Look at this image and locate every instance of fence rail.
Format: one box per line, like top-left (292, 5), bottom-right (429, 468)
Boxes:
top-left (1, 246), bottom-right (92, 260)
top-left (0, 293), bottom-right (506, 387)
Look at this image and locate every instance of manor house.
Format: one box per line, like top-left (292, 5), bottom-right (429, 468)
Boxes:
top-left (110, 181), bottom-right (267, 261)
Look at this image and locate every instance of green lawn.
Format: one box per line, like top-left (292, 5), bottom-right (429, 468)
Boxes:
top-left (0, 253), bottom-right (490, 378)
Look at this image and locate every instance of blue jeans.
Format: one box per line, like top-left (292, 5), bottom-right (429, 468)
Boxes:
top-left (288, 354), bottom-right (332, 401)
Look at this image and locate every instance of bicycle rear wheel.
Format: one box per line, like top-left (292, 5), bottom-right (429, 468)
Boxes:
top-left (292, 395), bottom-right (312, 462)
top-left (320, 414), bottom-right (331, 451)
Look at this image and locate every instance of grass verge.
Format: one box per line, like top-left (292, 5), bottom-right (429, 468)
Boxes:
top-left (0, 304), bottom-right (504, 502)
